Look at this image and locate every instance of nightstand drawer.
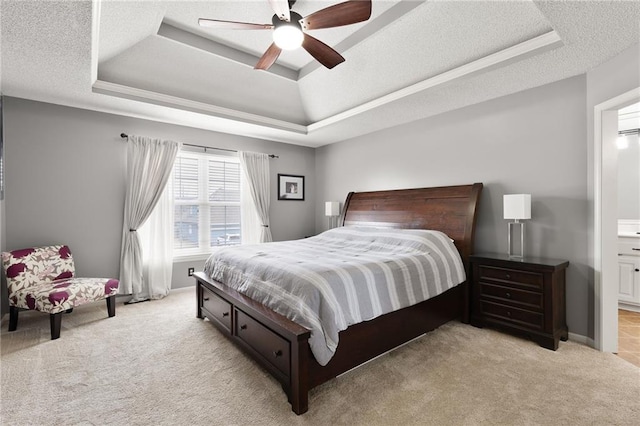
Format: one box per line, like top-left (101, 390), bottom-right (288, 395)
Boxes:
top-left (479, 282), bottom-right (543, 310)
top-left (477, 265), bottom-right (543, 291)
top-left (481, 300), bottom-right (543, 330)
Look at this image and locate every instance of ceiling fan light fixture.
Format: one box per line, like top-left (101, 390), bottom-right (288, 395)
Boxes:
top-left (273, 24), bottom-right (303, 50)
top-left (199, 1), bottom-right (372, 70)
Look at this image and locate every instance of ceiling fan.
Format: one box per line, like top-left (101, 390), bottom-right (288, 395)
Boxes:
top-left (198, 0), bottom-right (372, 70)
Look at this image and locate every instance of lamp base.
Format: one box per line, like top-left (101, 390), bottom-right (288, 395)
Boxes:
top-left (327, 216), bottom-right (337, 230)
top-left (507, 220), bottom-right (525, 259)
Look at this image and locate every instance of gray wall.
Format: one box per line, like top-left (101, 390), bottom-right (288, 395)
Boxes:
top-left (3, 98), bottom-right (316, 300)
top-left (617, 137), bottom-right (640, 220)
top-left (315, 76), bottom-right (591, 337)
top-left (1, 96), bottom-right (5, 315)
top-left (0, 198), bottom-right (4, 315)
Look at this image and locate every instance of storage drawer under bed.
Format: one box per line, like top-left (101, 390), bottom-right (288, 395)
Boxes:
top-left (235, 308), bottom-right (291, 378)
top-left (200, 285), bottom-right (232, 333)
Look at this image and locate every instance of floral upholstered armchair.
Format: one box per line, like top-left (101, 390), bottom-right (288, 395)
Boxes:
top-left (1, 245), bottom-right (119, 339)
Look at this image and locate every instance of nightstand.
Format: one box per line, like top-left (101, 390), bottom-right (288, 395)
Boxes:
top-left (469, 253), bottom-right (569, 350)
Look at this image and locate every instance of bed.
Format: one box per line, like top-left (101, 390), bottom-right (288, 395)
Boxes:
top-left (194, 183), bottom-right (483, 414)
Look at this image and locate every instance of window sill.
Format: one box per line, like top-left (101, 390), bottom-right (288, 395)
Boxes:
top-left (173, 253), bottom-right (211, 263)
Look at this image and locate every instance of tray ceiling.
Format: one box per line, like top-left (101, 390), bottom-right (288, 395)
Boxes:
top-left (2, 1), bottom-right (639, 147)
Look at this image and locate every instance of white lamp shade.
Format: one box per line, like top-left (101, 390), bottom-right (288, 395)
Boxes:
top-left (503, 194), bottom-right (531, 220)
top-left (325, 201), bottom-right (340, 217)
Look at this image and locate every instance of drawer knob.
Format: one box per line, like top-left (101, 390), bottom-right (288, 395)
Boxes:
top-left (505, 274), bottom-right (511, 279)
top-left (240, 324), bottom-right (247, 330)
top-left (506, 311), bottom-right (512, 317)
top-left (203, 297), bottom-right (210, 301)
top-left (505, 292), bottom-right (511, 298)
top-left (222, 312), bottom-right (229, 317)
top-left (273, 350), bottom-right (283, 358)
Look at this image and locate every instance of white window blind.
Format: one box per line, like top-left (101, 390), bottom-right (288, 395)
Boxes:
top-left (173, 150), bottom-right (241, 256)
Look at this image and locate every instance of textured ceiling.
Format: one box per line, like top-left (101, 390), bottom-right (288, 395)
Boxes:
top-left (2, 1), bottom-right (640, 147)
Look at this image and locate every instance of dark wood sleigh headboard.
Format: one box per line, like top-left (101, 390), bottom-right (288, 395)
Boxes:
top-left (340, 183), bottom-right (483, 262)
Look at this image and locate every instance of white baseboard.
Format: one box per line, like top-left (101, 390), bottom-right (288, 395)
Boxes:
top-left (568, 332), bottom-right (590, 346)
top-left (618, 302), bottom-right (640, 313)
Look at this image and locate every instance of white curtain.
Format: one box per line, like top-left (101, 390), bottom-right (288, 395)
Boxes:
top-left (239, 151), bottom-right (273, 243)
top-left (119, 135), bottom-right (181, 302)
top-left (241, 173), bottom-right (261, 244)
top-left (138, 174), bottom-right (174, 300)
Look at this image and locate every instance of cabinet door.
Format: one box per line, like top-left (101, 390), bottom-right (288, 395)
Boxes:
top-left (618, 256), bottom-right (640, 304)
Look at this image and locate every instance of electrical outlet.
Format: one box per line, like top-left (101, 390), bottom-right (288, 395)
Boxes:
top-left (188, 267), bottom-right (195, 277)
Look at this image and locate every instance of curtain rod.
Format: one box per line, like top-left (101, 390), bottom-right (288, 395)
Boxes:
top-left (119, 133), bottom-right (279, 158)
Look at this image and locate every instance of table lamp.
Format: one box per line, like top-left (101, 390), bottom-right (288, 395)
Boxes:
top-left (325, 201), bottom-right (340, 229)
top-left (503, 194), bottom-right (531, 258)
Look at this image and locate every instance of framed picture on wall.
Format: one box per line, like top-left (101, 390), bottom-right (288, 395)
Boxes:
top-left (277, 174), bottom-right (304, 201)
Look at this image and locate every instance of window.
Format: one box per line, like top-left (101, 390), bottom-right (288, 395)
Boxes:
top-left (173, 150), bottom-right (241, 256)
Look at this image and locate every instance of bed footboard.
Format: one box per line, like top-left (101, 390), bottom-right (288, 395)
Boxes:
top-left (196, 272), bottom-right (467, 415)
top-left (196, 272), bottom-right (312, 414)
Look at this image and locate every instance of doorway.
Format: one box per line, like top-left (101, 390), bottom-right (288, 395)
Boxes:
top-left (594, 87), bottom-right (640, 353)
top-left (614, 103), bottom-right (640, 366)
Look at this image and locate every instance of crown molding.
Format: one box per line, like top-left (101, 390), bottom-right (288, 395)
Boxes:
top-left (94, 30), bottom-right (563, 139)
top-left (92, 80), bottom-right (308, 134)
top-left (157, 23), bottom-right (300, 81)
top-left (308, 30), bottom-right (563, 132)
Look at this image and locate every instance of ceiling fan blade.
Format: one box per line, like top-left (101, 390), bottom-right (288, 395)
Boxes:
top-left (255, 43), bottom-right (283, 70)
top-left (302, 33), bottom-right (345, 69)
top-left (268, 0), bottom-right (291, 22)
top-left (300, 0), bottom-right (372, 30)
top-left (198, 18), bottom-right (273, 30)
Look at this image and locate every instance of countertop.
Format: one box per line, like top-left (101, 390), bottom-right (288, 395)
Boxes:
top-left (619, 232), bottom-right (640, 238)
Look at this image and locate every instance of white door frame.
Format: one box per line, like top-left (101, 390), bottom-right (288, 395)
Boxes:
top-left (593, 87), bottom-right (640, 352)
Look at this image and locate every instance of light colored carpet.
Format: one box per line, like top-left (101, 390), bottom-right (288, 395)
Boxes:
top-left (1, 287), bottom-right (638, 425)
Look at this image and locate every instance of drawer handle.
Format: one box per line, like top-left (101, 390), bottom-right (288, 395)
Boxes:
top-left (633, 248), bottom-right (640, 251)
top-left (636, 269), bottom-right (640, 272)
top-left (273, 350), bottom-right (283, 358)
top-left (222, 312), bottom-right (229, 317)
top-left (240, 324), bottom-right (247, 330)
top-left (203, 297), bottom-right (210, 301)
top-left (505, 292), bottom-right (511, 299)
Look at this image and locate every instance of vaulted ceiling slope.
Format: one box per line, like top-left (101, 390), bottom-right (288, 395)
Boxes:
top-left (1, 1), bottom-right (639, 147)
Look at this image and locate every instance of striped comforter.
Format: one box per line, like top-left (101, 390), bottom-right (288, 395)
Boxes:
top-left (203, 226), bottom-right (465, 366)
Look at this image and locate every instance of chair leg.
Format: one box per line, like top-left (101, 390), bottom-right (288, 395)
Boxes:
top-left (106, 295), bottom-right (116, 317)
top-left (8, 306), bottom-right (19, 331)
top-left (50, 313), bottom-right (62, 340)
